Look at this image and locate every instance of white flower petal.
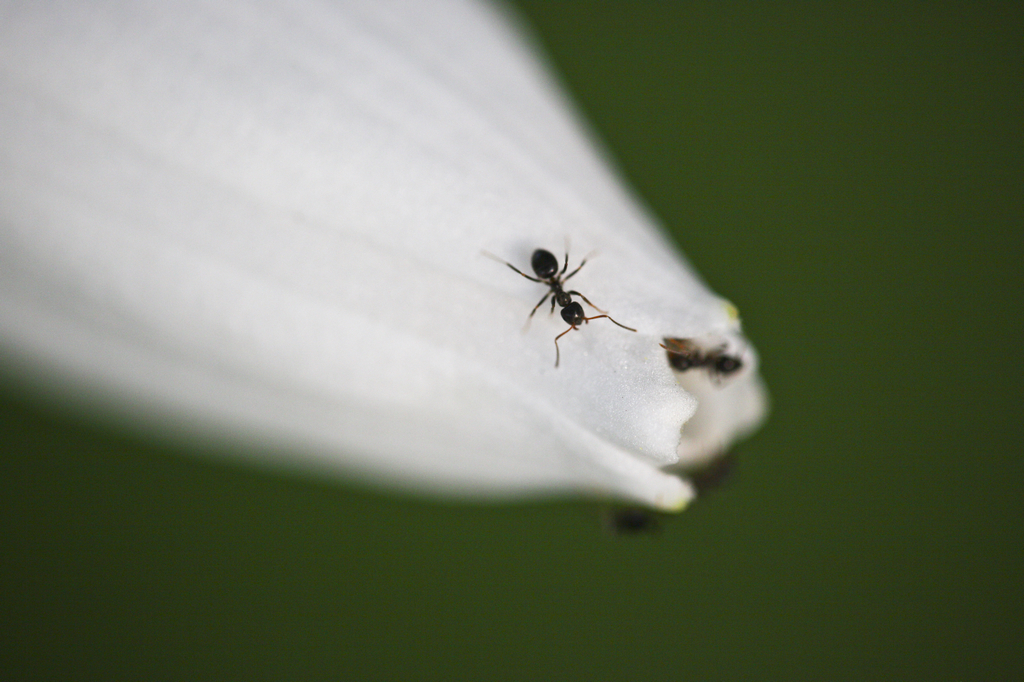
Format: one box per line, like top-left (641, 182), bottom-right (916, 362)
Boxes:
top-left (0, 0), bottom-right (766, 510)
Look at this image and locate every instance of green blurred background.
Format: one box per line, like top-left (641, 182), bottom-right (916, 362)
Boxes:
top-left (2, 3), bottom-right (1021, 680)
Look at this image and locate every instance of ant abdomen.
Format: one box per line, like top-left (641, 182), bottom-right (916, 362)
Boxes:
top-left (714, 355), bottom-right (742, 375)
top-left (531, 249), bottom-right (560, 279)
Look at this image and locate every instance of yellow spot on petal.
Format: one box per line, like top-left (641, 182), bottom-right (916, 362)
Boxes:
top-left (665, 495), bottom-right (692, 513)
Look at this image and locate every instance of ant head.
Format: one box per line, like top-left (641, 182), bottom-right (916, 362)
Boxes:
top-left (662, 338), bottom-right (702, 371)
top-left (561, 301), bottom-right (585, 325)
top-left (555, 291), bottom-right (572, 307)
top-left (531, 249), bottom-right (560, 279)
top-left (668, 353), bottom-right (699, 371)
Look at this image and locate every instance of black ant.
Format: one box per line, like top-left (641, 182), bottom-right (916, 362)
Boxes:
top-left (660, 337), bottom-right (743, 380)
top-left (485, 248), bottom-right (636, 367)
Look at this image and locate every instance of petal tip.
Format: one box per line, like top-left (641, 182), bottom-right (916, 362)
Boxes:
top-left (653, 475), bottom-right (696, 512)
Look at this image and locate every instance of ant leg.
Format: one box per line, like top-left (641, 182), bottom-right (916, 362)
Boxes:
top-left (559, 236), bottom-right (572, 277)
top-left (563, 258), bottom-right (587, 282)
top-left (505, 262), bottom-right (543, 282)
top-left (583, 314), bottom-right (637, 333)
top-left (481, 251), bottom-right (544, 282)
top-left (606, 316), bottom-right (636, 332)
top-left (553, 325), bottom-right (576, 367)
top-left (528, 292), bottom-right (551, 319)
top-left (566, 290), bottom-right (606, 313)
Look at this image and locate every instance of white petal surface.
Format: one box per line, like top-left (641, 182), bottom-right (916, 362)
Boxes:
top-left (0, 0), bottom-right (766, 510)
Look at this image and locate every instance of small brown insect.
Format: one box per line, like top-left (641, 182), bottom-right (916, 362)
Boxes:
top-left (661, 337), bottom-right (743, 380)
